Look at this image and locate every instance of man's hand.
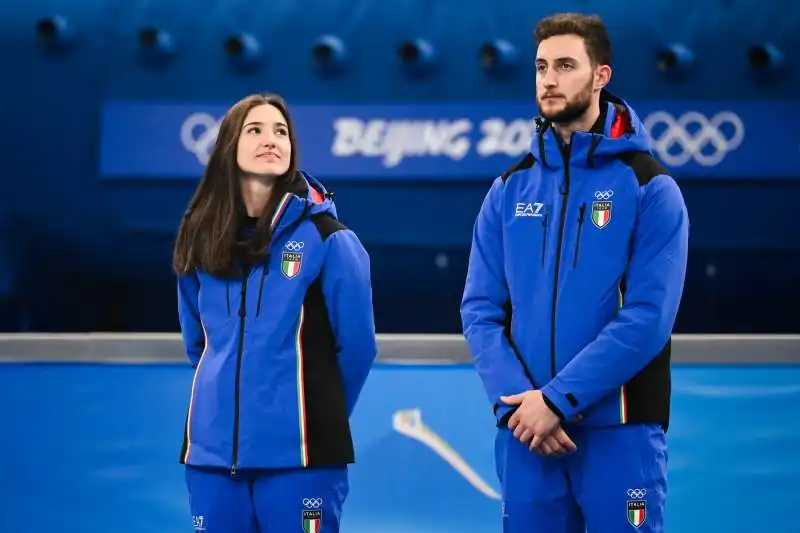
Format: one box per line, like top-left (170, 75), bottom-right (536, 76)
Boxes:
top-left (534, 425), bottom-right (577, 457)
top-left (501, 390), bottom-right (562, 451)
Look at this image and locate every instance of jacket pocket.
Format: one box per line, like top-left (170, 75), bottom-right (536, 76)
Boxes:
top-left (573, 203), bottom-right (586, 268)
top-left (540, 206), bottom-right (550, 268)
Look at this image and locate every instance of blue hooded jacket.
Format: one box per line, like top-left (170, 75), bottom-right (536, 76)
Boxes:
top-left (461, 91), bottom-right (689, 430)
top-left (177, 172), bottom-right (377, 472)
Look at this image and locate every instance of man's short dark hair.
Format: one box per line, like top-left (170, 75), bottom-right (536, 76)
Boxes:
top-left (534, 13), bottom-right (612, 66)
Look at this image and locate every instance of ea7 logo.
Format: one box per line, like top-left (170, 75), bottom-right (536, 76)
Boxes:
top-left (192, 515), bottom-right (207, 532)
top-left (515, 202), bottom-right (544, 217)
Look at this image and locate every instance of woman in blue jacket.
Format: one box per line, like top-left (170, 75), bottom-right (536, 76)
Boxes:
top-left (172, 92), bottom-right (377, 533)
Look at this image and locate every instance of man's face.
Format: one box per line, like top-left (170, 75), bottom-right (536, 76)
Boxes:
top-left (535, 34), bottom-right (598, 123)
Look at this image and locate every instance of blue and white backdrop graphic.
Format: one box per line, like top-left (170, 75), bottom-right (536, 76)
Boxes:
top-left (99, 101), bottom-right (800, 180)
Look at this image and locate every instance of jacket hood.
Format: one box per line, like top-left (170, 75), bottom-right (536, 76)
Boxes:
top-left (297, 170), bottom-right (338, 218)
top-left (531, 89), bottom-right (653, 169)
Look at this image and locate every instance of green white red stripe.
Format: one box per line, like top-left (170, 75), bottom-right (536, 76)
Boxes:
top-left (267, 192), bottom-right (309, 465)
top-left (629, 506), bottom-right (645, 527)
top-left (303, 514), bottom-right (321, 533)
top-left (617, 285), bottom-right (628, 424)
top-left (593, 209), bottom-right (610, 227)
top-left (183, 321), bottom-right (209, 463)
top-left (282, 257), bottom-right (301, 278)
top-left (271, 193), bottom-right (291, 228)
top-left (295, 305), bottom-right (309, 466)
top-left (620, 385), bottom-right (628, 423)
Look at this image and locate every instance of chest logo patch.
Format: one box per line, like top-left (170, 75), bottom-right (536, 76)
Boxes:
top-left (281, 241), bottom-right (304, 279)
top-left (591, 190), bottom-right (613, 229)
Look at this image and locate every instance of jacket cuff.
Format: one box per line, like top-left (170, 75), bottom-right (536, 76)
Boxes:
top-left (541, 380), bottom-right (580, 421)
top-left (494, 403), bottom-right (518, 427)
top-left (542, 392), bottom-right (565, 420)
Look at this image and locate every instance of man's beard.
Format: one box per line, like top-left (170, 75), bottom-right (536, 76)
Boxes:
top-left (538, 78), bottom-right (593, 124)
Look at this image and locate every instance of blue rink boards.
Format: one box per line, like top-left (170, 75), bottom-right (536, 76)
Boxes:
top-left (1, 363), bottom-right (799, 533)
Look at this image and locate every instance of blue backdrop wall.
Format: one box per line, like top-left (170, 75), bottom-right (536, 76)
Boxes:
top-left (0, 0), bottom-right (797, 333)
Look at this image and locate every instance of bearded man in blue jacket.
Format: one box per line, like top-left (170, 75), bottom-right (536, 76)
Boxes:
top-left (461, 12), bottom-right (689, 533)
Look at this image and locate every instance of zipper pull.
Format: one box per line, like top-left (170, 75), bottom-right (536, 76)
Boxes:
top-left (578, 203), bottom-right (586, 224)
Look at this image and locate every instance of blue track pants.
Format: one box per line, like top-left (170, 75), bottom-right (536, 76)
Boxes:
top-left (185, 465), bottom-right (349, 533)
top-left (496, 423), bottom-right (668, 532)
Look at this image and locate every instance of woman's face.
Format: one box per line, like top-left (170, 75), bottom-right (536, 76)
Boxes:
top-left (236, 103), bottom-right (292, 177)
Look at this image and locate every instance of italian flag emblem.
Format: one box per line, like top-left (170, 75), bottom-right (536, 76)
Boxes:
top-left (627, 499), bottom-right (646, 528)
top-left (591, 200), bottom-right (612, 229)
top-left (302, 510), bottom-right (321, 533)
top-left (281, 251), bottom-right (302, 279)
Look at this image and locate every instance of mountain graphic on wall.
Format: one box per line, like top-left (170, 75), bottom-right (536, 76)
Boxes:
top-left (342, 408), bottom-right (502, 533)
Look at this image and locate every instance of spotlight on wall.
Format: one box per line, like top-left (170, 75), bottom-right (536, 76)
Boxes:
top-left (748, 43), bottom-right (783, 76)
top-left (137, 26), bottom-right (175, 64)
top-left (35, 15), bottom-right (75, 53)
top-left (398, 39), bottom-right (437, 76)
top-left (479, 39), bottom-right (518, 76)
top-left (224, 33), bottom-right (261, 70)
top-left (311, 35), bottom-right (347, 75)
top-left (655, 43), bottom-right (694, 78)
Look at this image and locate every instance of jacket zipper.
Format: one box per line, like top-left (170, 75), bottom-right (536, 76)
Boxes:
top-left (573, 203), bottom-right (586, 268)
top-left (550, 145), bottom-right (571, 378)
top-left (541, 207), bottom-right (549, 267)
top-left (231, 267), bottom-right (249, 477)
top-left (226, 280), bottom-right (231, 316)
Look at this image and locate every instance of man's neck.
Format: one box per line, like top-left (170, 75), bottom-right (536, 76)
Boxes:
top-left (553, 100), bottom-right (602, 145)
top-left (241, 175), bottom-right (276, 217)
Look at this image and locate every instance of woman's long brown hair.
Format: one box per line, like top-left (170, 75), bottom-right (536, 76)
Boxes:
top-left (172, 93), bottom-right (301, 278)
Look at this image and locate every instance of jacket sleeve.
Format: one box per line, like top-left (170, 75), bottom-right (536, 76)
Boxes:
top-left (541, 174), bottom-right (689, 421)
top-left (177, 271), bottom-right (205, 368)
top-left (461, 177), bottom-right (535, 423)
top-left (322, 229), bottom-right (378, 416)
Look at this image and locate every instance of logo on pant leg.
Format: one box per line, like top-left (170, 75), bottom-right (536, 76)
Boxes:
top-left (192, 514), bottom-right (207, 532)
top-left (626, 488), bottom-right (647, 528)
top-left (302, 497), bottom-right (323, 533)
